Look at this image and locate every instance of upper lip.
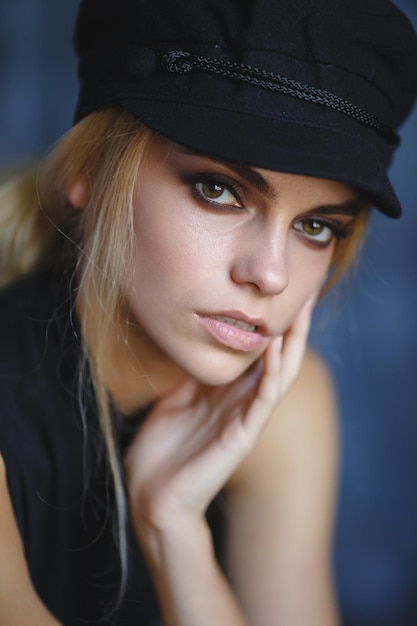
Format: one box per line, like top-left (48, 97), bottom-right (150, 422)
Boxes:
top-left (199, 310), bottom-right (271, 335)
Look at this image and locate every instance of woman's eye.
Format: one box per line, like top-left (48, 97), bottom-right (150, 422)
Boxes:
top-left (194, 181), bottom-right (241, 207)
top-left (294, 218), bottom-right (334, 245)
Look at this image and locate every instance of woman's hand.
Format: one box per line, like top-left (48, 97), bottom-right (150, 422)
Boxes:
top-left (125, 294), bottom-right (316, 533)
top-left (125, 295), bottom-right (316, 626)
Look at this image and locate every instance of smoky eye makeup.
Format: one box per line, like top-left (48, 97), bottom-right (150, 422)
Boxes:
top-left (172, 147), bottom-right (361, 232)
top-left (293, 214), bottom-right (356, 248)
top-left (175, 145), bottom-right (275, 199)
top-left (182, 172), bottom-right (246, 209)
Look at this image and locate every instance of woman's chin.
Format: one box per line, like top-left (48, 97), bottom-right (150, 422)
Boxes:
top-left (179, 351), bottom-right (262, 387)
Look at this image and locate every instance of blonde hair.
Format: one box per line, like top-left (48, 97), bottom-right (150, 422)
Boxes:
top-left (0, 108), bottom-right (154, 605)
top-left (0, 105), bottom-right (370, 599)
top-left (326, 200), bottom-right (371, 292)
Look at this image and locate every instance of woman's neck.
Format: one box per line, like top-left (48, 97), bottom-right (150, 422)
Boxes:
top-left (102, 326), bottom-right (186, 415)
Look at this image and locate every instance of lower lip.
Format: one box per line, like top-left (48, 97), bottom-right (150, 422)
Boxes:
top-left (196, 315), bottom-right (268, 352)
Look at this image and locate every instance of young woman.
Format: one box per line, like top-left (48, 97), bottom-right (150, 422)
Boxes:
top-left (0, 1), bottom-right (416, 625)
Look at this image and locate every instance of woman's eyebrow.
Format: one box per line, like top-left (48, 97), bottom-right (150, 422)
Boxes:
top-left (179, 147), bottom-right (275, 197)
top-left (217, 159), bottom-right (276, 198)
top-left (304, 201), bottom-right (361, 216)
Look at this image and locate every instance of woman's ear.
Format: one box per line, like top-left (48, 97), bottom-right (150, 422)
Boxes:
top-left (67, 176), bottom-right (90, 210)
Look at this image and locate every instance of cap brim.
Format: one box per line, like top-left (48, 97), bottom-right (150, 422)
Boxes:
top-left (120, 97), bottom-right (401, 218)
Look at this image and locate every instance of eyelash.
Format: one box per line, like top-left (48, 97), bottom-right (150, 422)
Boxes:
top-left (293, 217), bottom-right (353, 248)
top-left (187, 174), bottom-right (244, 210)
top-left (186, 173), bottom-right (353, 247)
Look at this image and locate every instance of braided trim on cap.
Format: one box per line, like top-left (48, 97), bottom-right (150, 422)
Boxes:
top-left (160, 50), bottom-right (399, 146)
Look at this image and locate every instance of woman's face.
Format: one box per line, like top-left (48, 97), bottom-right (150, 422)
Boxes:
top-left (124, 135), bottom-right (359, 386)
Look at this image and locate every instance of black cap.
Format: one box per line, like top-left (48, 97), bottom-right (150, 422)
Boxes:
top-left (74, 0), bottom-right (417, 217)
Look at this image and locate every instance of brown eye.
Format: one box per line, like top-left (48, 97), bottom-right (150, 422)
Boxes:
top-left (201, 182), bottom-right (224, 199)
top-left (194, 180), bottom-right (240, 206)
top-left (303, 219), bottom-right (327, 237)
top-left (294, 218), bottom-right (333, 244)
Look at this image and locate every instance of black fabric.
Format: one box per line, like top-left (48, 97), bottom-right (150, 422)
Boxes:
top-left (0, 268), bottom-right (174, 624)
top-left (73, 0), bottom-right (417, 218)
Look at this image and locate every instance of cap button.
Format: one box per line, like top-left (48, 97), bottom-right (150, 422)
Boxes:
top-left (127, 48), bottom-right (158, 79)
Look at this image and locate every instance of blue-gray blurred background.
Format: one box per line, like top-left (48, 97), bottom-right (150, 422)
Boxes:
top-left (0, 1), bottom-right (416, 624)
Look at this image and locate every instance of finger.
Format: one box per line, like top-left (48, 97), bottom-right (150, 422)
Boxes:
top-left (279, 292), bottom-right (317, 393)
top-left (255, 335), bottom-right (283, 405)
top-left (241, 336), bottom-right (283, 435)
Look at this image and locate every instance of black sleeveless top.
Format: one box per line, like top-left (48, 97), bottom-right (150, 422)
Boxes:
top-left (0, 268), bottom-right (224, 625)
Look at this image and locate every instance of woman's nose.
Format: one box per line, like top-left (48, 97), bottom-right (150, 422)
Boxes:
top-left (230, 231), bottom-right (289, 296)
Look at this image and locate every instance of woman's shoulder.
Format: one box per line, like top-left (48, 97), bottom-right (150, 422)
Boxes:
top-left (286, 347), bottom-right (338, 416)
top-left (0, 267), bottom-right (86, 478)
top-left (223, 351), bottom-right (340, 624)
top-left (273, 346), bottom-right (338, 436)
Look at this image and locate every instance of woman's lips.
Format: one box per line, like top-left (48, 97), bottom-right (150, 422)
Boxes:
top-left (195, 313), bottom-right (270, 352)
top-left (211, 314), bottom-right (257, 332)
